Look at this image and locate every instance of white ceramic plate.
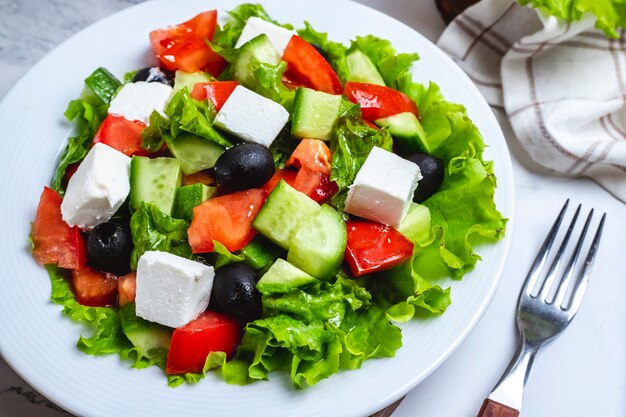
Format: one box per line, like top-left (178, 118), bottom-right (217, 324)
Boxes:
top-left (0, 1), bottom-right (515, 416)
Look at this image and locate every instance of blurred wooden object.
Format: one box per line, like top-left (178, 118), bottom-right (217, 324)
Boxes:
top-left (435, 0), bottom-right (480, 22)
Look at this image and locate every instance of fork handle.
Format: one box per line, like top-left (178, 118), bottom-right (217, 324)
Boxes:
top-left (476, 399), bottom-right (519, 417)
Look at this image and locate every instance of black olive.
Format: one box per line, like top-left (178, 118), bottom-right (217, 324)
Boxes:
top-left (86, 222), bottom-right (133, 275)
top-left (405, 153), bottom-right (445, 203)
top-left (132, 67), bottom-right (174, 86)
top-left (214, 143), bottom-right (275, 192)
top-left (212, 263), bottom-right (262, 324)
top-left (310, 43), bottom-right (328, 60)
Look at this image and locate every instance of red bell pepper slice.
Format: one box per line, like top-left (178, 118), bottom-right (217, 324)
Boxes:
top-left (188, 188), bottom-right (266, 253)
top-left (345, 220), bottom-right (414, 277)
top-left (282, 35), bottom-right (342, 94)
top-left (190, 81), bottom-right (239, 112)
top-left (71, 266), bottom-right (118, 307)
top-left (166, 311), bottom-right (242, 374)
top-left (344, 81), bottom-right (419, 122)
top-left (32, 187), bottom-right (87, 269)
top-left (93, 114), bottom-right (148, 157)
top-left (149, 10), bottom-right (226, 76)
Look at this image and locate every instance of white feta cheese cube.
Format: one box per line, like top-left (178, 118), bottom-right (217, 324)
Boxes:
top-left (345, 146), bottom-right (422, 228)
top-left (135, 251), bottom-right (214, 328)
top-left (107, 81), bottom-right (173, 125)
top-left (61, 143), bottom-right (131, 229)
top-left (213, 85), bottom-right (289, 147)
top-left (234, 16), bottom-right (294, 55)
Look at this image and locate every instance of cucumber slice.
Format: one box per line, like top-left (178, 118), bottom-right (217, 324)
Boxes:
top-left (375, 112), bottom-right (429, 152)
top-left (257, 258), bottom-right (319, 295)
top-left (129, 156), bottom-right (181, 215)
top-left (119, 303), bottom-right (172, 359)
top-left (241, 235), bottom-right (285, 272)
top-left (172, 183), bottom-right (216, 222)
top-left (291, 87), bottom-right (342, 141)
top-left (346, 49), bottom-right (385, 86)
top-left (173, 70), bottom-right (213, 94)
top-left (398, 203), bottom-right (431, 245)
top-left (252, 180), bottom-right (321, 249)
top-left (232, 34), bottom-right (281, 90)
top-left (167, 133), bottom-right (225, 174)
top-left (287, 204), bottom-right (346, 281)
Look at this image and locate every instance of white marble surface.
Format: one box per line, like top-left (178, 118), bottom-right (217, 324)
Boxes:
top-left (0, 1), bottom-right (624, 417)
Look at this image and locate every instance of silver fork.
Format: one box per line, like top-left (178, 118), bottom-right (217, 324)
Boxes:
top-left (476, 200), bottom-right (606, 417)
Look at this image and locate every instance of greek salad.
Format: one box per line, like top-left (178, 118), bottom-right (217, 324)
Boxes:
top-left (30, 4), bottom-right (506, 388)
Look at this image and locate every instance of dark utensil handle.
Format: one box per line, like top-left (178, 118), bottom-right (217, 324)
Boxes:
top-left (476, 399), bottom-right (520, 417)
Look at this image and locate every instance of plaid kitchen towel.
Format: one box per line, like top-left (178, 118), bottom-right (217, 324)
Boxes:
top-left (437, 0), bottom-right (626, 202)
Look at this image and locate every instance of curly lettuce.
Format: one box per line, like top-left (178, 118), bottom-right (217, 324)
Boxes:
top-left (518, 0), bottom-right (626, 37)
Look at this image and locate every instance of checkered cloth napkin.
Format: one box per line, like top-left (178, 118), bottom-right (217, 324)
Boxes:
top-left (437, 0), bottom-right (626, 202)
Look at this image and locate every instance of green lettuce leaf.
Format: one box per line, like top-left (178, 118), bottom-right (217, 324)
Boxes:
top-left (51, 67), bottom-right (121, 192)
top-left (349, 36), bottom-right (419, 89)
top-left (47, 265), bottom-right (139, 358)
top-left (251, 60), bottom-right (296, 112)
top-left (297, 22), bottom-right (350, 84)
top-left (399, 81), bottom-right (507, 279)
top-left (129, 202), bottom-right (192, 270)
top-left (213, 240), bottom-right (245, 269)
top-left (165, 88), bottom-right (232, 148)
top-left (330, 104), bottom-right (394, 209)
top-left (518, 0), bottom-right (626, 37)
top-left (226, 275), bottom-right (398, 388)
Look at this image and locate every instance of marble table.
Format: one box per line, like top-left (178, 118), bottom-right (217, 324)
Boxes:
top-left (1, 1), bottom-right (624, 416)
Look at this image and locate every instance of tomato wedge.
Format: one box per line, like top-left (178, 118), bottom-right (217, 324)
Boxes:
top-left (344, 82), bottom-right (419, 121)
top-left (286, 139), bottom-right (331, 175)
top-left (149, 10), bottom-right (226, 76)
top-left (188, 189), bottom-right (266, 253)
top-left (72, 266), bottom-right (118, 307)
top-left (344, 221), bottom-right (414, 277)
top-left (262, 169), bottom-right (297, 195)
top-left (32, 187), bottom-right (87, 269)
top-left (282, 35), bottom-right (342, 94)
top-left (117, 272), bottom-right (137, 306)
top-left (293, 168), bottom-right (338, 203)
top-left (166, 311), bottom-right (241, 374)
top-left (93, 114), bottom-right (148, 157)
top-left (190, 81), bottom-right (239, 112)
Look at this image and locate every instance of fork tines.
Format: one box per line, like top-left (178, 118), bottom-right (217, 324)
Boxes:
top-left (522, 199), bottom-right (606, 312)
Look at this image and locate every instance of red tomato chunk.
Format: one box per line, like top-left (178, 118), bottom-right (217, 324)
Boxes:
top-left (72, 266), bottom-right (118, 307)
top-left (117, 272), bottom-right (137, 306)
top-left (286, 139), bottom-right (332, 175)
top-left (344, 221), bottom-right (414, 277)
top-left (282, 35), bottom-right (342, 94)
top-left (188, 189), bottom-right (266, 253)
top-left (166, 311), bottom-right (241, 374)
top-left (149, 10), bottom-right (226, 76)
top-left (32, 187), bottom-right (87, 269)
top-left (93, 114), bottom-right (148, 157)
top-left (344, 81), bottom-right (419, 121)
top-left (190, 81), bottom-right (239, 112)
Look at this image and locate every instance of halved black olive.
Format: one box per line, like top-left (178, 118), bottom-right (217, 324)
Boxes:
top-left (406, 153), bottom-right (445, 203)
top-left (132, 67), bottom-right (174, 86)
top-left (213, 143), bottom-right (275, 192)
top-left (212, 263), bottom-right (262, 324)
top-left (86, 222), bottom-right (133, 275)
